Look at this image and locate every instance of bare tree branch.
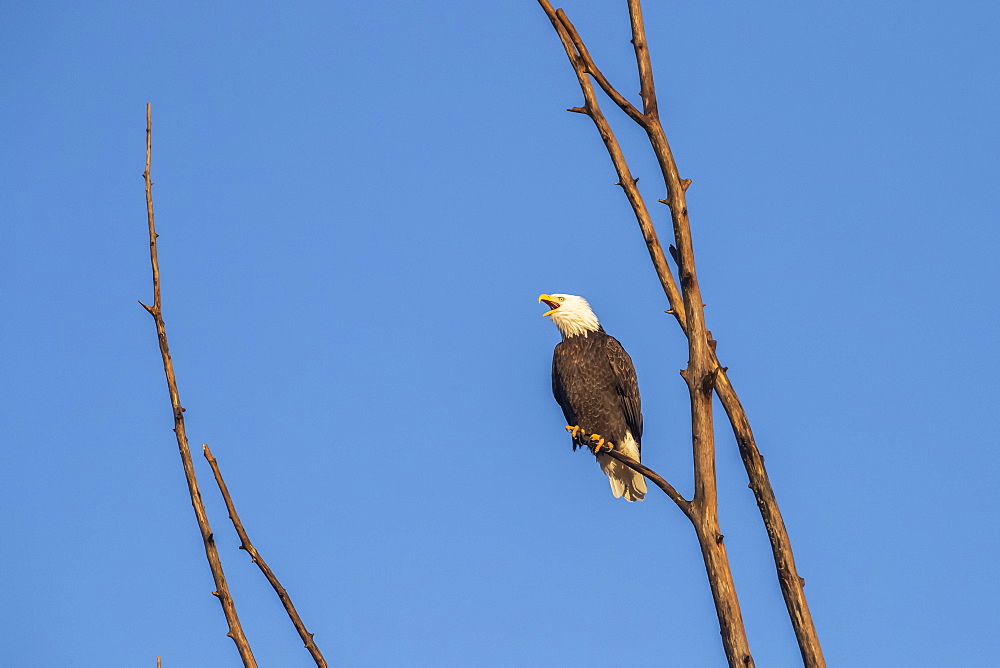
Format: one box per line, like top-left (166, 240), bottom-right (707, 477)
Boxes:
top-left (539, 3), bottom-right (826, 667)
top-left (140, 103), bottom-right (257, 668)
top-left (538, 0), bottom-right (686, 330)
top-left (603, 449), bottom-right (692, 518)
top-left (585, 4), bottom-right (826, 664)
top-left (203, 445), bottom-right (329, 668)
top-left (715, 373), bottom-right (822, 666)
top-left (555, 9), bottom-right (645, 124)
top-left (538, 4), bottom-right (751, 665)
top-left (626, 0), bottom-right (658, 118)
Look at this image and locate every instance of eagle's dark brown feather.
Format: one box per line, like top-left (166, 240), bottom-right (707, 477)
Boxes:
top-left (552, 330), bottom-right (642, 454)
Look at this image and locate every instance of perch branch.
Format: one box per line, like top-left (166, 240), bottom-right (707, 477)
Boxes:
top-left (603, 449), bottom-right (692, 518)
top-left (140, 103), bottom-right (257, 668)
top-left (203, 445), bottom-right (329, 668)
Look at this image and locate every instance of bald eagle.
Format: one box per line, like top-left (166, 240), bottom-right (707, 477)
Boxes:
top-left (539, 294), bottom-right (647, 502)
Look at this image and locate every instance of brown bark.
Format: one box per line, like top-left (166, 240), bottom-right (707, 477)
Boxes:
top-left (538, 3), bottom-right (824, 666)
top-left (603, 449), bottom-right (690, 517)
top-left (716, 376), bottom-right (822, 666)
top-left (203, 445), bottom-right (329, 667)
top-left (139, 104), bottom-right (257, 668)
top-left (538, 2), bottom-right (751, 665)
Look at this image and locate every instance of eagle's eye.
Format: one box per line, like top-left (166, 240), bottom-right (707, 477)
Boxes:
top-left (558, 297), bottom-right (565, 302)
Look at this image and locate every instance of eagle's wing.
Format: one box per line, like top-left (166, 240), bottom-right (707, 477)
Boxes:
top-left (605, 335), bottom-right (642, 446)
top-left (551, 348), bottom-right (583, 449)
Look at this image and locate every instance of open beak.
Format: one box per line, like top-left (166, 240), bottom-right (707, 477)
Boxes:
top-left (538, 294), bottom-right (559, 317)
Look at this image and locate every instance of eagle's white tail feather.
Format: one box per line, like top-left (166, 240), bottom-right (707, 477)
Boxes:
top-left (597, 432), bottom-right (646, 502)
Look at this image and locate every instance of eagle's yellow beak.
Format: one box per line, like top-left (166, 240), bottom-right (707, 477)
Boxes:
top-left (538, 294), bottom-right (559, 317)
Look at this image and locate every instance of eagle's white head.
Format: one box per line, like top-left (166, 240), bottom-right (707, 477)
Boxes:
top-left (538, 293), bottom-right (602, 339)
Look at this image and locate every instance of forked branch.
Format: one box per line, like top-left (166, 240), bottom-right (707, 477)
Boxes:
top-left (540, 4), bottom-right (750, 665)
top-left (538, 2), bottom-right (824, 667)
top-left (140, 104), bottom-right (257, 668)
top-left (203, 445), bottom-right (329, 668)
top-left (539, 0), bottom-right (685, 330)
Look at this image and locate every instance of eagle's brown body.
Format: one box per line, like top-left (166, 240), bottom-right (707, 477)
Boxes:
top-left (552, 329), bottom-right (642, 456)
top-left (540, 292), bottom-right (647, 502)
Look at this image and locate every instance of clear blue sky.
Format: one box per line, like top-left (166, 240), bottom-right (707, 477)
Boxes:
top-left (2, 1), bottom-right (998, 666)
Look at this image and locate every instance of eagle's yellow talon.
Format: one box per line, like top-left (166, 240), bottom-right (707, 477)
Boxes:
top-left (567, 426), bottom-right (613, 453)
top-left (587, 434), bottom-right (615, 454)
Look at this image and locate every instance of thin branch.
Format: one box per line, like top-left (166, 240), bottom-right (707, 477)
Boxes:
top-left (555, 9), bottom-right (645, 125)
top-left (141, 103), bottom-right (257, 668)
top-left (203, 445), bottom-right (329, 668)
top-left (715, 370), bottom-right (822, 666)
top-left (603, 449), bottom-right (692, 518)
top-left (538, 0), bottom-right (686, 331)
top-left (626, 0), bottom-right (658, 117)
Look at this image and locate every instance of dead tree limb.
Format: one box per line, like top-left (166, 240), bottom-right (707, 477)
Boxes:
top-left (538, 2), bottom-right (824, 667)
top-left (203, 445), bottom-right (329, 668)
top-left (714, 374), bottom-right (821, 666)
top-left (603, 449), bottom-right (691, 518)
top-left (139, 103), bottom-right (257, 668)
top-left (538, 3), bottom-right (751, 664)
